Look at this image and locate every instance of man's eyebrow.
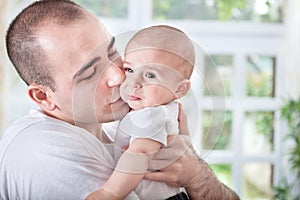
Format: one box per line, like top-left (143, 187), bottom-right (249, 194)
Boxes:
top-left (73, 57), bottom-right (101, 79)
top-left (107, 36), bottom-right (115, 51)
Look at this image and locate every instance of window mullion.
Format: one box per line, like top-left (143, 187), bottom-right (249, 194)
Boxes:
top-left (231, 106), bottom-right (244, 195)
top-left (130, 0), bottom-right (152, 28)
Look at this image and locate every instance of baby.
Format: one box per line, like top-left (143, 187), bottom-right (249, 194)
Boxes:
top-left (88, 25), bottom-right (195, 200)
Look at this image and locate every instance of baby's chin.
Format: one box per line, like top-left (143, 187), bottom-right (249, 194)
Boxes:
top-left (129, 105), bottom-right (142, 111)
top-left (128, 102), bottom-right (145, 111)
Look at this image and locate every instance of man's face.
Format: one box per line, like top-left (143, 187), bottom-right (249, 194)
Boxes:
top-left (39, 11), bottom-right (129, 126)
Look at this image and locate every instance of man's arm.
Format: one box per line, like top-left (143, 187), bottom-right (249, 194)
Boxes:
top-left (145, 135), bottom-right (240, 200)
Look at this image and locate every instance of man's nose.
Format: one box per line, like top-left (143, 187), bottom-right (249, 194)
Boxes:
top-left (107, 63), bottom-right (125, 87)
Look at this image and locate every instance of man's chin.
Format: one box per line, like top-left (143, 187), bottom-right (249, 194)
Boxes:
top-left (110, 104), bottom-right (130, 121)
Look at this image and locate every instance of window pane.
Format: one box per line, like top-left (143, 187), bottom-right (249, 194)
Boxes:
top-left (246, 55), bottom-right (275, 97)
top-left (242, 163), bottom-right (273, 199)
top-left (204, 55), bottom-right (233, 97)
top-left (202, 111), bottom-right (232, 150)
top-left (210, 164), bottom-right (232, 187)
top-left (243, 112), bottom-right (274, 154)
top-left (153, 0), bottom-right (283, 22)
top-left (74, 0), bottom-right (128, 18)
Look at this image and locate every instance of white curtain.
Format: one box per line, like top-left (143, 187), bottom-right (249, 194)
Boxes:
top-left (284, 0), bottom-right (300, 100)
top-left (0, 0), bottom-right (10, 133)
top-left (0, 0), bottom-right (30, 136)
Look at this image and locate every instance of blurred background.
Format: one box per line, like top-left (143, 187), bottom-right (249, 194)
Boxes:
top-left (1, 0), bottom-right (300, 199)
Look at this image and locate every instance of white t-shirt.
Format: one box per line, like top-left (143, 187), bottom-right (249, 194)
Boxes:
top-left (103, 101), bottom-right (184, 200)
top-left (0, 109), bottom-right (139, 200)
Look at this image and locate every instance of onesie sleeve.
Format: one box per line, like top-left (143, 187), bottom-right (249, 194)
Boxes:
top-left (118, 106), bottom-right (169, 146)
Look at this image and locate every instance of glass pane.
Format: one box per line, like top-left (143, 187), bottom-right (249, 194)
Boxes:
top-left (74, 0), bottom-right (128, 18)
top-left (246, 55), bottom-right (275, 97)
top-left (204, 55), bottom-right (233, 97)
top-left (153, 0), bottom-right (283, 23)
top-left (202, 111), bottom-right (232, 150)
top-left (242, 163), bottom-right (273, 199)
top-left (210, 164), bottom-right (232, 187)
top-left (243, 112), bottom-right (274, 154)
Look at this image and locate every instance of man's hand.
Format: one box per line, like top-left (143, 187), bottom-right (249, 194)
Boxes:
top-left (146, 103), bottom-right (240, 199)
top-left (145, 103), bottom-right (200, 188)
top-left (146, 134), bottom-right (240, 199)
top-left (146, 134), bottom-right (199, 188)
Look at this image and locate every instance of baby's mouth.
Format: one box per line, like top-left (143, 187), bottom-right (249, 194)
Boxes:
top-left (128, 95), bottom-right (141, 101)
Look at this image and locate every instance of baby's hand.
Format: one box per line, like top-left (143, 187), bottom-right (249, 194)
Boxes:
top-left (85, 188), bottom-right (121, 200)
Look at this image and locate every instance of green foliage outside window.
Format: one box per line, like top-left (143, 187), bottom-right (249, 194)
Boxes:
top-left (74, 0), bottom-right (127, 18)
top-left (153, 0), bottom-right (283, 22)
top-left (274, 99), bottom-right (300, 200)
top-left (246, 55), bottom-right (274, 146)
top-left (217, 0), bottom-right (246, 20)
top-left (202, 111), bottom-right (232, 150)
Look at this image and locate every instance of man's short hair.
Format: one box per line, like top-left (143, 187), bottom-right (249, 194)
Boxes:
top-left (6, 0), bottom-right (85, 91)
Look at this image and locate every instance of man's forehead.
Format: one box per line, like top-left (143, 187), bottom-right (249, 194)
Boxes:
top-left (36, 18), bottom-right (112, 72)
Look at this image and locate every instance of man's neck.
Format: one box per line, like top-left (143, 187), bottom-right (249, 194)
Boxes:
top-left (76, 122), bottom-right (102, 138)
top-left (78, 122), bottom-right (112, 143)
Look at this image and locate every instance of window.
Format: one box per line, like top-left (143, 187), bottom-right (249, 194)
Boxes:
top-left (199, 48), bottom-right (282, 199)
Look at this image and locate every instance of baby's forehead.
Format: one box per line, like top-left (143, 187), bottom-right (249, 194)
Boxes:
top-left (126, 41), bottom-right (185, 54)
top-left (125, 47), bottom-right (190, 77)
top-left (126, 46), bottom-right (185, 59)
top-left (126, 41), bottom-right (192, 67)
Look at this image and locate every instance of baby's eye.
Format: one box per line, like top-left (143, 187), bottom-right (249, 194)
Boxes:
top-left (145, 72), bottom-right (155, 78)
top-left (124, 67), bottom-right (134, 73)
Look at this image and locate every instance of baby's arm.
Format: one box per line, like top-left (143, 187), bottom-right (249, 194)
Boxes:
top-left (86, 138), bottom-right (162, 200)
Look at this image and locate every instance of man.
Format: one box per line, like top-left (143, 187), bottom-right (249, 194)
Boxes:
top-left (0, 0), bottom-right (240, 199)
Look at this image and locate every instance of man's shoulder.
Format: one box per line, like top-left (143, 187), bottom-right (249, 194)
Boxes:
top-left (0, 109), bottom-right (94, 159)
top-left (2, 109), bottom-right (75, 137)
top-left (0, 109), bottom-right (115, 170)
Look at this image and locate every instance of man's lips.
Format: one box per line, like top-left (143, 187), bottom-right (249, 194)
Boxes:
top-left (128, 95), bottom-right (141, 101)
top-left (111, 97), bottom-right (123, 104)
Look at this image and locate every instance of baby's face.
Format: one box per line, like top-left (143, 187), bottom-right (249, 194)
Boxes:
top-left (120, 49), bottom-right (185, 110)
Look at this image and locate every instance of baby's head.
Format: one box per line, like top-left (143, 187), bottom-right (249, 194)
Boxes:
top-left (121, 25), bottom-right (195, 110)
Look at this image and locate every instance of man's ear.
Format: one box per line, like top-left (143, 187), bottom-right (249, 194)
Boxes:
top-left (27, 84), bottom-right (56, 111)
top-left (175, 79), bottom-right (191, 98)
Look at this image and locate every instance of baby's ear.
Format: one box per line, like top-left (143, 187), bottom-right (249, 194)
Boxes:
top-left (175, 79), bottom-right (190, 98)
